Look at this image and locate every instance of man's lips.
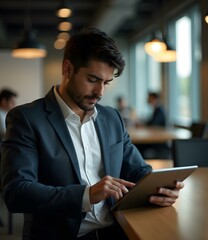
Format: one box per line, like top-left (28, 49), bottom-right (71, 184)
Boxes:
top-left (88, 98), bottom-right (98, 104)
top-left (87, 96), bottom-right (101, 103)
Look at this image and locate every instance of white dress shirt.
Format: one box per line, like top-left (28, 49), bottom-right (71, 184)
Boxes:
top-left (0, 108), bottom-right (7, 138)
top-left (54, 87), bottom-right (114, 236)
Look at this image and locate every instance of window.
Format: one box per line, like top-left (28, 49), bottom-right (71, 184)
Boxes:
top-left (134, 40), bottom-right (162, 122)
top-left (176, 16), bottom-right (192, 121)
top-left (131, 5), bottom-right (201, 126)
top-left (169, 6), bottom-right (201, 126)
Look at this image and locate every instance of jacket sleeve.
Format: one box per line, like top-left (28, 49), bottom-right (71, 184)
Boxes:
top-left (1, 106), bottom-right (84, 219)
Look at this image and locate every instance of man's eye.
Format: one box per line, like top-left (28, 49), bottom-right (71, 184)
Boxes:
top-left (104, 81), bottom-right (111, 85)
top-left (88, 78), bottom-right (96, 82)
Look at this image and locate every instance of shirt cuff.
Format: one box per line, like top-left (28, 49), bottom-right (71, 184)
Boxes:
top-left (82, 186), bottom-right (92, 212)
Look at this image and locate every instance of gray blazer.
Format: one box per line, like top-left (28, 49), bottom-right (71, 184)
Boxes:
top-left (1, 88), bottom-right (151, 240)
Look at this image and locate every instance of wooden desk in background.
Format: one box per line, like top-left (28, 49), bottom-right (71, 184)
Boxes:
top-left (128, 126), bottom-right (191, 144)
top-left (145, 159), bottom-right (173, 169)
top-left (114, 168), bottom-right (208, 240)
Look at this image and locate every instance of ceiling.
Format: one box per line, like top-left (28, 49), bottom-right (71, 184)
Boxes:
top-left (0, 0), bottom-right (163, 50)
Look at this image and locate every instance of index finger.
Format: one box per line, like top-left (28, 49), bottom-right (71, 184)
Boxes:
top-left (112, 178), bottom-right (136, 188)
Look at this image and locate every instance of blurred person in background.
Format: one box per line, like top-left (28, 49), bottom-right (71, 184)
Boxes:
top-left (146, 91), bottom-right (166, 127)
top-left (0, 88), bottom-right (18, 139)
top-left (138, 91), bottom-right (168, 159)
top-left (116, 96), bottom-right (138, 127)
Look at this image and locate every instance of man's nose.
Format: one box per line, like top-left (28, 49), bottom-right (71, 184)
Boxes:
top-left (94, 83), bottom-right (105, 96)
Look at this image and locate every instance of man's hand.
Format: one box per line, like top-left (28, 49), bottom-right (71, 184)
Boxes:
top-left (89, 175), bottom-right (135, 204)
top-left (149, 181), bottom-right (185, 207)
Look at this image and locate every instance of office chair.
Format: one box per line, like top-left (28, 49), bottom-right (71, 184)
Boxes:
top-left (190, 122), bottom-right (207, 138)
top-left (172, 139), bottom-right (208, 167)
top-left (0, 186), bottom-right (13, 235)
top-left (0, 139), bottom-right (13, 234)
top-left (202, 122), bottom-right (208, 139)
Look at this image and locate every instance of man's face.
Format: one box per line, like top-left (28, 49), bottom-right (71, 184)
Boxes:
top-left (1, 97), bottom-right (16, 111)
top-left (65, 60), bottom-right (115, 112)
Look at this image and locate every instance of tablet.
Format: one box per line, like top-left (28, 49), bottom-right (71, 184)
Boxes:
top-left (111, 165), bottom-right (198, 211)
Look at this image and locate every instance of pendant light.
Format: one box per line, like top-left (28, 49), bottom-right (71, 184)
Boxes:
top-left (12, 29), bottom-right (47, 59)
top-left (205, 12), bottom-right (208, 24)
top-left (144, 37), bottom-right (167, 56)
top-left (56, 0), bottom-right (72, 18)
top-left (153, 44), bottom-right (177, 62)
top-left (58, 20), bottom-right (73, 32)
top-left (153, 35), bottom-right (177, 63)
top-left (144, 0), bottom-right (176, 62)
top-left (144, 0), bottom-right (167, 56)
top-left (55, 1), bottom-right (72, 50)
top-left (12, 0), bottom-right (47, 59)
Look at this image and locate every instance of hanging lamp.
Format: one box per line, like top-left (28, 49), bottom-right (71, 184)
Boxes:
top-left (153, 43), bottom-right (177, 62)
top-left (144, 32), bottom-right (167, 56)
top-left (144, 39), bottom-right (167, 56)
top-left (12, 29), bottom-right (47, 59)
top-left (144, 1), bottom-right (167, 57)
top-left (12, 0), bottom-right (47, 59)
top-left (58, 20), bottom-right (73, 32)
top-left (144, 0), bottom-right (177, 61)
top-left (56, 0), bottom-right (72, 18)
top-left (205, 12), bottom-right (208, 24)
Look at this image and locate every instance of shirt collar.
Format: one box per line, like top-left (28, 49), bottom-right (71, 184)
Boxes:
top-left (53, 85), bottom-right (98, 120)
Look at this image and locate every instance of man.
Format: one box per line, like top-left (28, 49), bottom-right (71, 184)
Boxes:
top-left (147, 91), bottom-right (166, 127)
top-left (0, 88), bottom-right (17, 139)
top-left (0, 88), bottom-right (17, 228)
top-left (1, 28), bottom-right (184, 240)
top-left (137, 92), bottom-right (167, 159)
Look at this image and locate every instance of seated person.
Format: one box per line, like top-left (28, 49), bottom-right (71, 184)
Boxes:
top-left (116, 96), bottom-right (138, 127)
top-left (0, 88), bottom-right (18, 140)
top-left (1, 28), bottom-right (183, 240)
top-left (138, 92), bottom-right (169, 159)
top-left (146, 92), bottom-right (166, 127)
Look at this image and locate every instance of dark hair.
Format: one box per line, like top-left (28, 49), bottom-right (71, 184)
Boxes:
top-left (148, 92), bottom-right (160, 99)
top-left (0, 88), bottom-right (17, 103)
top-left (117, 96), bottom-right (125, 103)
top-left (63, 28), bottom-right (125, 77)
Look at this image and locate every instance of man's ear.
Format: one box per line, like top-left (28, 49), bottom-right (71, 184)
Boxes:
top-left (62, 60), bottom-right (74, 78)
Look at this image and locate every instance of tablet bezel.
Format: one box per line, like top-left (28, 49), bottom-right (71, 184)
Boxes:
top-left (111, 165), bottom-right (198, 211)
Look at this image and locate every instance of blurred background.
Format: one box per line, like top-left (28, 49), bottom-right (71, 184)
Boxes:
top-left (1, 0), bottom-right (208, 238)
top-left (0, 0), bottom-right (207, 127)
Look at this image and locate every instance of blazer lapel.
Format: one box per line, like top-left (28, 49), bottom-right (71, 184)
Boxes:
top-left (44, 89), bottom-right (82, 182)
top-left (94, 112), bottom-right (110, 174)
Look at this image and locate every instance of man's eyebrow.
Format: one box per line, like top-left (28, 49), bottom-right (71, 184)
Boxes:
top-left (88, 73), bottom-right (113, 82)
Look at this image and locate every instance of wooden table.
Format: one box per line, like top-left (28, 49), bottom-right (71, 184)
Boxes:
top-left (145, 159), bottom-right (173, 169)
top-left (114, 168), bottom-right (208, 240)
top-left (128, 126), bottom-right (191, 144)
